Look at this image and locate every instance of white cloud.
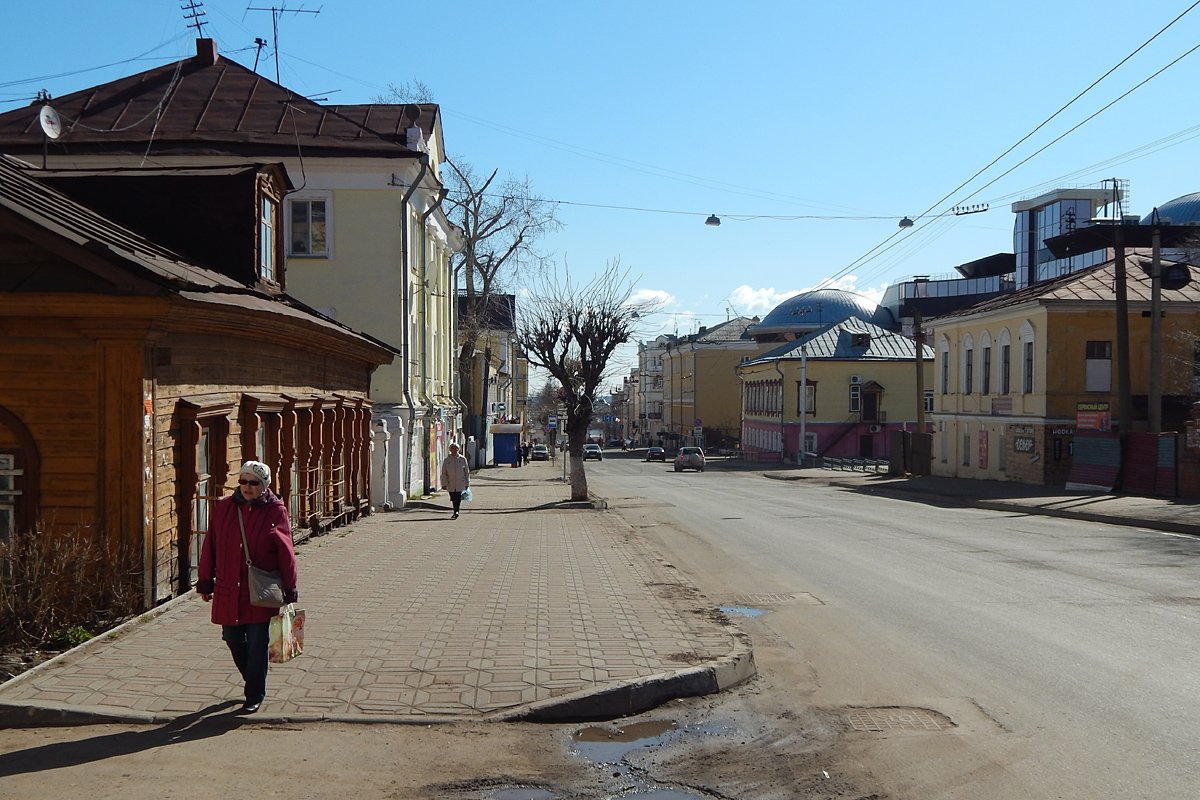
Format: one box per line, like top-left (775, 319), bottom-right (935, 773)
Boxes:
top-left (728, 285), bottom-right (803, 314)
top-left (628, 288), bottom-right (673, 308)
top-left (729, 277), bottom-right (889, 315)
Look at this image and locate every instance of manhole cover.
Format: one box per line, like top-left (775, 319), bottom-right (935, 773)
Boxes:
top-left (847, 707), bottom-right (953, 732)
top-left (729, 592), bottom-right (823, 606)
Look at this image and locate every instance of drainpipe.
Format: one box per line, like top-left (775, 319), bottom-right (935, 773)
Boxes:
top-left (772, 359), bottom-right (786, 463)
top-left (419, 186), bottom-right (449, 409)
top-left (418, 186), bottom-right (449, 492)
top-left (397, 155), bottom-right (429, 494)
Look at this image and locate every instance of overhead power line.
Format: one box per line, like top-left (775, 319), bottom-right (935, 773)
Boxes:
top-left (819, 0), bottom-right (1200, 291)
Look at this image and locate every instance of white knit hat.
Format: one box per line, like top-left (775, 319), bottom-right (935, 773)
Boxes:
top-left (239, 460), bottom-right (271, 485)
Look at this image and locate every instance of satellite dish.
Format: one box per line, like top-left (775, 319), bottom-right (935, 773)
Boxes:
top-left (38, 105), bottom-right (63, 140)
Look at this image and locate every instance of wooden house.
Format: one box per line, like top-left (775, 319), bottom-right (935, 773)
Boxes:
top-left (0, 38), bottom-right (462, 507)
top-left (0, 154), bottom-right (394, 607)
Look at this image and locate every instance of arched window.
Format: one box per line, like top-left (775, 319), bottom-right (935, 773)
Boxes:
top-left (1019, 321), bottom-right (1036, 394)
top-left (938, 335), bottom-right (951, 394)
top-left (997, 329), bottom-right (1013, 395)
top-left (961, 333), bottom-right (975, 395)
top-left (980, 331), bottom-right (993, 395)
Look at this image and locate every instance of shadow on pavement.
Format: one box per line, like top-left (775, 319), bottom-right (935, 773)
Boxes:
top-left (0, 700), bottom-right (244, 777)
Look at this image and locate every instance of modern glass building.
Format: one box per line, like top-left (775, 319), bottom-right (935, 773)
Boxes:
top-left (1011, 187), bottom-right (1120, 290)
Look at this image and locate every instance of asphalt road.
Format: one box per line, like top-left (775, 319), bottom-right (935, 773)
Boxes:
top-left (589, 452), bottom-right (1200, 800)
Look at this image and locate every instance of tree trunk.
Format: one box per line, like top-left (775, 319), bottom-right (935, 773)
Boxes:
top-left (565, 419), bottom-right (590, 501)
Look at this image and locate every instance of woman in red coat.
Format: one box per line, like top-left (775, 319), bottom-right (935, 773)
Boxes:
top-left (196, 460), bottom-right (298, 713)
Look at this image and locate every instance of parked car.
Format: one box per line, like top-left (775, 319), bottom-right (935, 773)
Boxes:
top-left (607, 438), bottom-right (624, 449)
top-left (583, 443), bottom-right (603, 461)
top-left (674, 446), bottom-right (705, 472)
top-left (530, 444), bottom-right (550, 461)
top-left (646, 446), bottom-right (666, 462)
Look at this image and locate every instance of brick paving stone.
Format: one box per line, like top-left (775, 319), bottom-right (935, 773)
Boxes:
top-left (0, 464), bottom-right (744, 722)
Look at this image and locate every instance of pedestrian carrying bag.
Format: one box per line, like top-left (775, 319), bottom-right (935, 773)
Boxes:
top-left (268, 603), bottom-right (305, 663)
top-left (237, 507), bottom-right (285, 608)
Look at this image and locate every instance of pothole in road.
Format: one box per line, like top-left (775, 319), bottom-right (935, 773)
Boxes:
top-left (563, 718), bottom-right (738, 799)
top-left (571, 720), bottom-right (679, 762)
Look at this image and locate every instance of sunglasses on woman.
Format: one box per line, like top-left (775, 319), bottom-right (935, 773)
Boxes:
top-left (238, 479), bottom-right (262, 486)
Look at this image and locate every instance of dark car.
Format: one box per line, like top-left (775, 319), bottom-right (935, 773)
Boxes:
top-left (673, 446), bottom-right (705, 472)
top-left (645, 446), bottom-right (666, 462)
top-left (607, 438), bottom-right (624, 449)
top-left (583, 444), bottom-right (603, 461)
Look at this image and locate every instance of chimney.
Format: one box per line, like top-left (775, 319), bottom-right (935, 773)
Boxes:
top-left (195, 38), bottom-right (218, 66)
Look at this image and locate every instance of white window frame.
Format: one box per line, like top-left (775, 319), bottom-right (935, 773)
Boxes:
top-left (1085, 340), bottom-right (1112, 392)
top-left (287, 192), bottom-right (333, 258)
top-left (258, 196), bottom-right (276, 282)
top-left (1020, 322), bottom-right (1036, 395)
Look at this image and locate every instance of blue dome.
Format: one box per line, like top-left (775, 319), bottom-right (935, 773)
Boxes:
top-left (1141, 192), bottom-right (1200, 225)
top-left (750, 289), bottom-right (893, 339)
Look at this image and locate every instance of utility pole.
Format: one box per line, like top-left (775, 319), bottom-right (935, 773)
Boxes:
top-left (1108, 179), bottom-right (1134, 438)
top-left (914, 310), bottom-right (926, 431)
top-left (1148, 208), bottom-right (1163, 434)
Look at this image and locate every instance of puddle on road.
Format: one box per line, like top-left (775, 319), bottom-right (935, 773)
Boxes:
top-left (571, 720), bottom-right (678, 763)
top-left (718, 605), bottom-right (768, 618)
top-left (488, 719), bottom-right (739, 799)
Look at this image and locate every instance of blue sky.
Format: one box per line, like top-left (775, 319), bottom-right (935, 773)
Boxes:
top-left (5, 2), bottom-right (1200, 378)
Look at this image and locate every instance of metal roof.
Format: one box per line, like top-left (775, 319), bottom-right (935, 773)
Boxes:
top-left (930, 256), bottom-right (1200, 322)
top-left (0, 40), bottom-right (437, 161)
top-left (746, 318), bottom-right (932, 364)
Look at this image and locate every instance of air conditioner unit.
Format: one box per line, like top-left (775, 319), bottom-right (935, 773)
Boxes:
top-left (869, 424), bottom-right (882, 433)
top-left (850, 375), bottom-right (863, 385)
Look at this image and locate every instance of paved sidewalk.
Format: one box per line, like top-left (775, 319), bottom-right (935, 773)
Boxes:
top-left (0, 463), bottom-right (753, 726)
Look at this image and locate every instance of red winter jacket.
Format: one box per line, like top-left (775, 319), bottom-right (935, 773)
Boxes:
top-left (196, 491), bottom-right (298, 626)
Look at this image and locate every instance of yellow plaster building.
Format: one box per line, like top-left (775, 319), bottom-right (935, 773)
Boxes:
top-left (926, 256), bottom-right (1200, 485)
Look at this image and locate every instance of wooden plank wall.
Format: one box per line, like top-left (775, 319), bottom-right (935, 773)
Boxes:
top-left (0, 330), bottom-right (101, 533)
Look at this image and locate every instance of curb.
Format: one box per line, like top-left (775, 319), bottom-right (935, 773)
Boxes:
top-left (501, 629), bottom-right (756, 723)
top-left (0, 631), bottom-right (757, 729)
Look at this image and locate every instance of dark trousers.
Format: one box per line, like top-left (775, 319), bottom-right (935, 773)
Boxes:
top-left (449, 491), bottom-right (463, 512)
top-left (222, 621), bottom-right (270, 703)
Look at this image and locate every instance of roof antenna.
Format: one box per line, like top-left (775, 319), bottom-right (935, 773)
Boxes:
top-left (252, 37), bottom-right (268, 73)
top-left (245, 3), bottom-right (322, 83)
top-left (181, 0), bottom-right (209, 38)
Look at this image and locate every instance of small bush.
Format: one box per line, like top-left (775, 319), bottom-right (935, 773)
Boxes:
top-left (51, 626), bottom-right (95, 649)
top-left (0, 523), bottom-right (142, 650)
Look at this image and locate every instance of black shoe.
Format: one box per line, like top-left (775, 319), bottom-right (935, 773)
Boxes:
top-left (240, 701), bottom-right (261, 714)
top-left (451, 512), bottom-right (459, 519)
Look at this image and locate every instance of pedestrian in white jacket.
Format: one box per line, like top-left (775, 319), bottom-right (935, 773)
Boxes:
top-left (440, 442), bottom-right (471, 520)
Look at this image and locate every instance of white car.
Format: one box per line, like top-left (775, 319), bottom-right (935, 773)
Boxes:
top-left (583, 444), bottom-right (603, 461)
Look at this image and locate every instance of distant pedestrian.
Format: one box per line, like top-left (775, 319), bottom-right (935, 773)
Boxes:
top-left (440, 442), bottom-right (471, 519)
top-left (196, 460), bottom-right (298, 714)
top-left (521, 441), bottom-right (531, 466)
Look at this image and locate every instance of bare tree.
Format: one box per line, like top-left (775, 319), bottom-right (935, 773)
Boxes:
top-left (375, 80), bottom-right (434, 104)
top-left (448, 160), bottom-right (559, 449)
top-left (516, 261), bottom-right (655, 500)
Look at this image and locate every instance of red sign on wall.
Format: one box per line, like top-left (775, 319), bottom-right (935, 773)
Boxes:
top-left (1076, 401), bottom-right (1112, 431)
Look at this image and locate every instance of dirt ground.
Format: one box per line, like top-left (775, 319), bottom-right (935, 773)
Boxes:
top-left (0, 673), bottom-right (885, 800)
